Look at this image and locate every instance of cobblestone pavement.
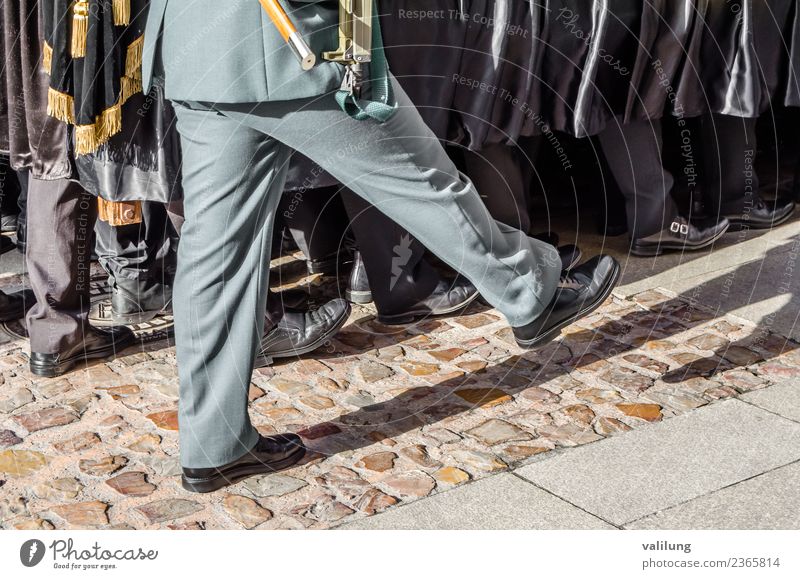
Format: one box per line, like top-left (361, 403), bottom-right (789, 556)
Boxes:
top-left (1, 257), bottom-right (798, 530)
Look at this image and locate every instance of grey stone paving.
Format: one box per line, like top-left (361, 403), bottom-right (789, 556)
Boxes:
top-left (514, 400), bottom-right (800, 526)
top-left (340, 473), bottom-right (615, 530)
top-left (741, 381), bottom-right (800, 422)
top-left (626, 460), bottom-right (800, 530)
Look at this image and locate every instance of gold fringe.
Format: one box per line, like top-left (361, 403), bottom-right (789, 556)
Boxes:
top-left (125, 35), bottom-right (144, 79)
top-left (120, 75), bottom-right (142, 102)
top-left (98, 199), bottom-right (143, 226)
top-left (71, 1), bottom-right (90, 58)
top-left (47, 34), bottom-right (144, 155)
top-left (113, 0), bottom-right (131, 26)
top-left (42, 41), bottom-right (53, 74)
top-left (47, 87), bottom-right (75, 124)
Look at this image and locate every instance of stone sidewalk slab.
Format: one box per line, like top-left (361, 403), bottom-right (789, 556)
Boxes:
top-left (626, 461), bottom-right (800, 529)
top-left (339, 473), bottom-right (614, 530)
top-left (515, 399), bottom-right (800, 526)
top-left (742, 382), bottom-right (800, 423)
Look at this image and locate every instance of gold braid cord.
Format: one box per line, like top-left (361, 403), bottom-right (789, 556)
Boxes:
top-left (44, 35), bottom-right (144, 156)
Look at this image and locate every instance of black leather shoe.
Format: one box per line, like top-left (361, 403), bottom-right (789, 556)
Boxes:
top-left (182, 433), bottom-right (306, 493)
top-left (0, 289), bottom-right (35, 322)
top-left (631, 216), bottom-right (729, 257)
top-left (89, 283), bottom-right (173, 326)
top-left (1, 213), bottom-right (18, 233)
top-left (513, 255), bottom-right (620, 348)
top-left (721, 197), bottom-right (795, 231)
top-left (345, 250), bottom-right (372, 304)
top-left (559, 244), bottom-right (582, 272)
top-left (29, 325), bottom-right (136, 377)
top-left (1, 236), bottom-right (14, 255)
top-left (377, 276), bottom-right (479, 325)
top-left (255, 298), bottom-right (351, 367)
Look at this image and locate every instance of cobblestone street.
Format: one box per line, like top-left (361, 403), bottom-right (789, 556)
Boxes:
top-left (1, 219), bottom-right (799, 530)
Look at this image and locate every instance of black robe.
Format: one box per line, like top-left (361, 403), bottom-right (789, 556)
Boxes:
top-left (0, 0), bottom-right (71, 179)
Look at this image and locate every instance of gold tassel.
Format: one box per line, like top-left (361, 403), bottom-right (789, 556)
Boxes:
top-left (47, 87), bottom-right (75, 123)
top-left (113, 0), bottom-right (131, 26)
top-left (125, 35), bottom-right (144, 79)
top-left (71, 1), bottom-right (90, 58)
top-left (42, 41), bottom-right (53, 74)
top-left (98, 199), bottom-right (143, 226)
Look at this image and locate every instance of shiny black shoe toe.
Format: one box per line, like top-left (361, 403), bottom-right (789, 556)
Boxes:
top-left (29, 325), bottom-right (136, 378)
top-left (377, 276), bottom-right (479, 325)
top-left (721, 197), bottom-right (795, 231)
top-left (513, 255), bottom-right (620, 348)
top-left (631, 216), bottom-right (729, 257)
top-left (182, 433), bottom-right (306, 493)
top-left (255, 298), bottom-right (351, 367)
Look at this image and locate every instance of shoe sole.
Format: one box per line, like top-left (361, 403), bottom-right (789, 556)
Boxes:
top-left (29, 333), bottom-right (137, 378)
top-left (377, 288), bottom-right (481, 326)
top-left (630, 224), bottom-right (729, 257)
top-left (345, 288), bottom-right (373, 304)
top-left (725, 207), bottom-right (795, 232)
top-left (181, 446), bottom-right (306, 494)
top-left (515, 261), bottom-right (621, 349)
top-left (253, 305), bottom-right (351, 368)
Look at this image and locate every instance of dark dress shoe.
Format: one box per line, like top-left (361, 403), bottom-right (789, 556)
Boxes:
top-left (631, 216), bottom-right (729, 257)
top-left (513, 255), bottom-right (620, 348)
top-left (1, 213), bottom-right (18, 233)
top-left (255, 298), bottom-right (351, 367)
top-left (558, 244), bottom-right (582, 271)
top-left (89, 283), bottom-right (173, 326)
top-left (0, 289), bottom-right (35, 322)
top-left (1, 235), bottom-right (14, 255)
top-left (721, 197), bottom-right (795, 231)
top-left (29, 325), bottom-right (136, 377)
top-left (345, 250), bottom-right (372, 304)
top-left (182, 433), bottom-right (306, 493)
top-left (377, 275), bottom-right (479, 325)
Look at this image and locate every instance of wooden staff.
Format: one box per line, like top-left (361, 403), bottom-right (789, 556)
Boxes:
top-left (258, 0), bottom-right (316, 71)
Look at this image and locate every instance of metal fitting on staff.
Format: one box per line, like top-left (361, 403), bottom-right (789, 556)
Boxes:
top-left (259, 0), bottom-right (316, 71)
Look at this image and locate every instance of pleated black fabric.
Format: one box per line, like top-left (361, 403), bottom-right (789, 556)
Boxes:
top-left (0, 0), bottom-right (72, 178)
top-left (673, 0), bottom-right (794, 119)
top-left (381, 0), bottom-right (468, 141)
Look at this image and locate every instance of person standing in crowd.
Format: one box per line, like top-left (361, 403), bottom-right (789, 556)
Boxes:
top-left (25, 0), bottom-right (352, 377)
top-left (142, 0), bottom-right (619, 492)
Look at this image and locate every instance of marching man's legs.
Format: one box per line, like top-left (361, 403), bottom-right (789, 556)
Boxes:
top-left (171, 77), bottom-right (619, 487)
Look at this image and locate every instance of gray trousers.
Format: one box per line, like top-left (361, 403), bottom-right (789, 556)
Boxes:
top-left (26, 178), bottom-right (96, 353)
top-left (598, 118), bottom-right (678, 239)
top-left (172, 77), bottom-right (560, 468)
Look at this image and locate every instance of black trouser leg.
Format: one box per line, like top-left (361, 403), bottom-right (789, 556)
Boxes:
top-left (701, 113), bottom-right (759, 215)
top-left (339, 188), bottom-right (439, 315)
top-left (598, 118), bottom-right (677, 240)
top-left (463, 144), bottom-right (532, 234)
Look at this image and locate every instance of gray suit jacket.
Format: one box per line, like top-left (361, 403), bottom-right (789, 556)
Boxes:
top-left (143, 0), bottom-right (345, 103)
